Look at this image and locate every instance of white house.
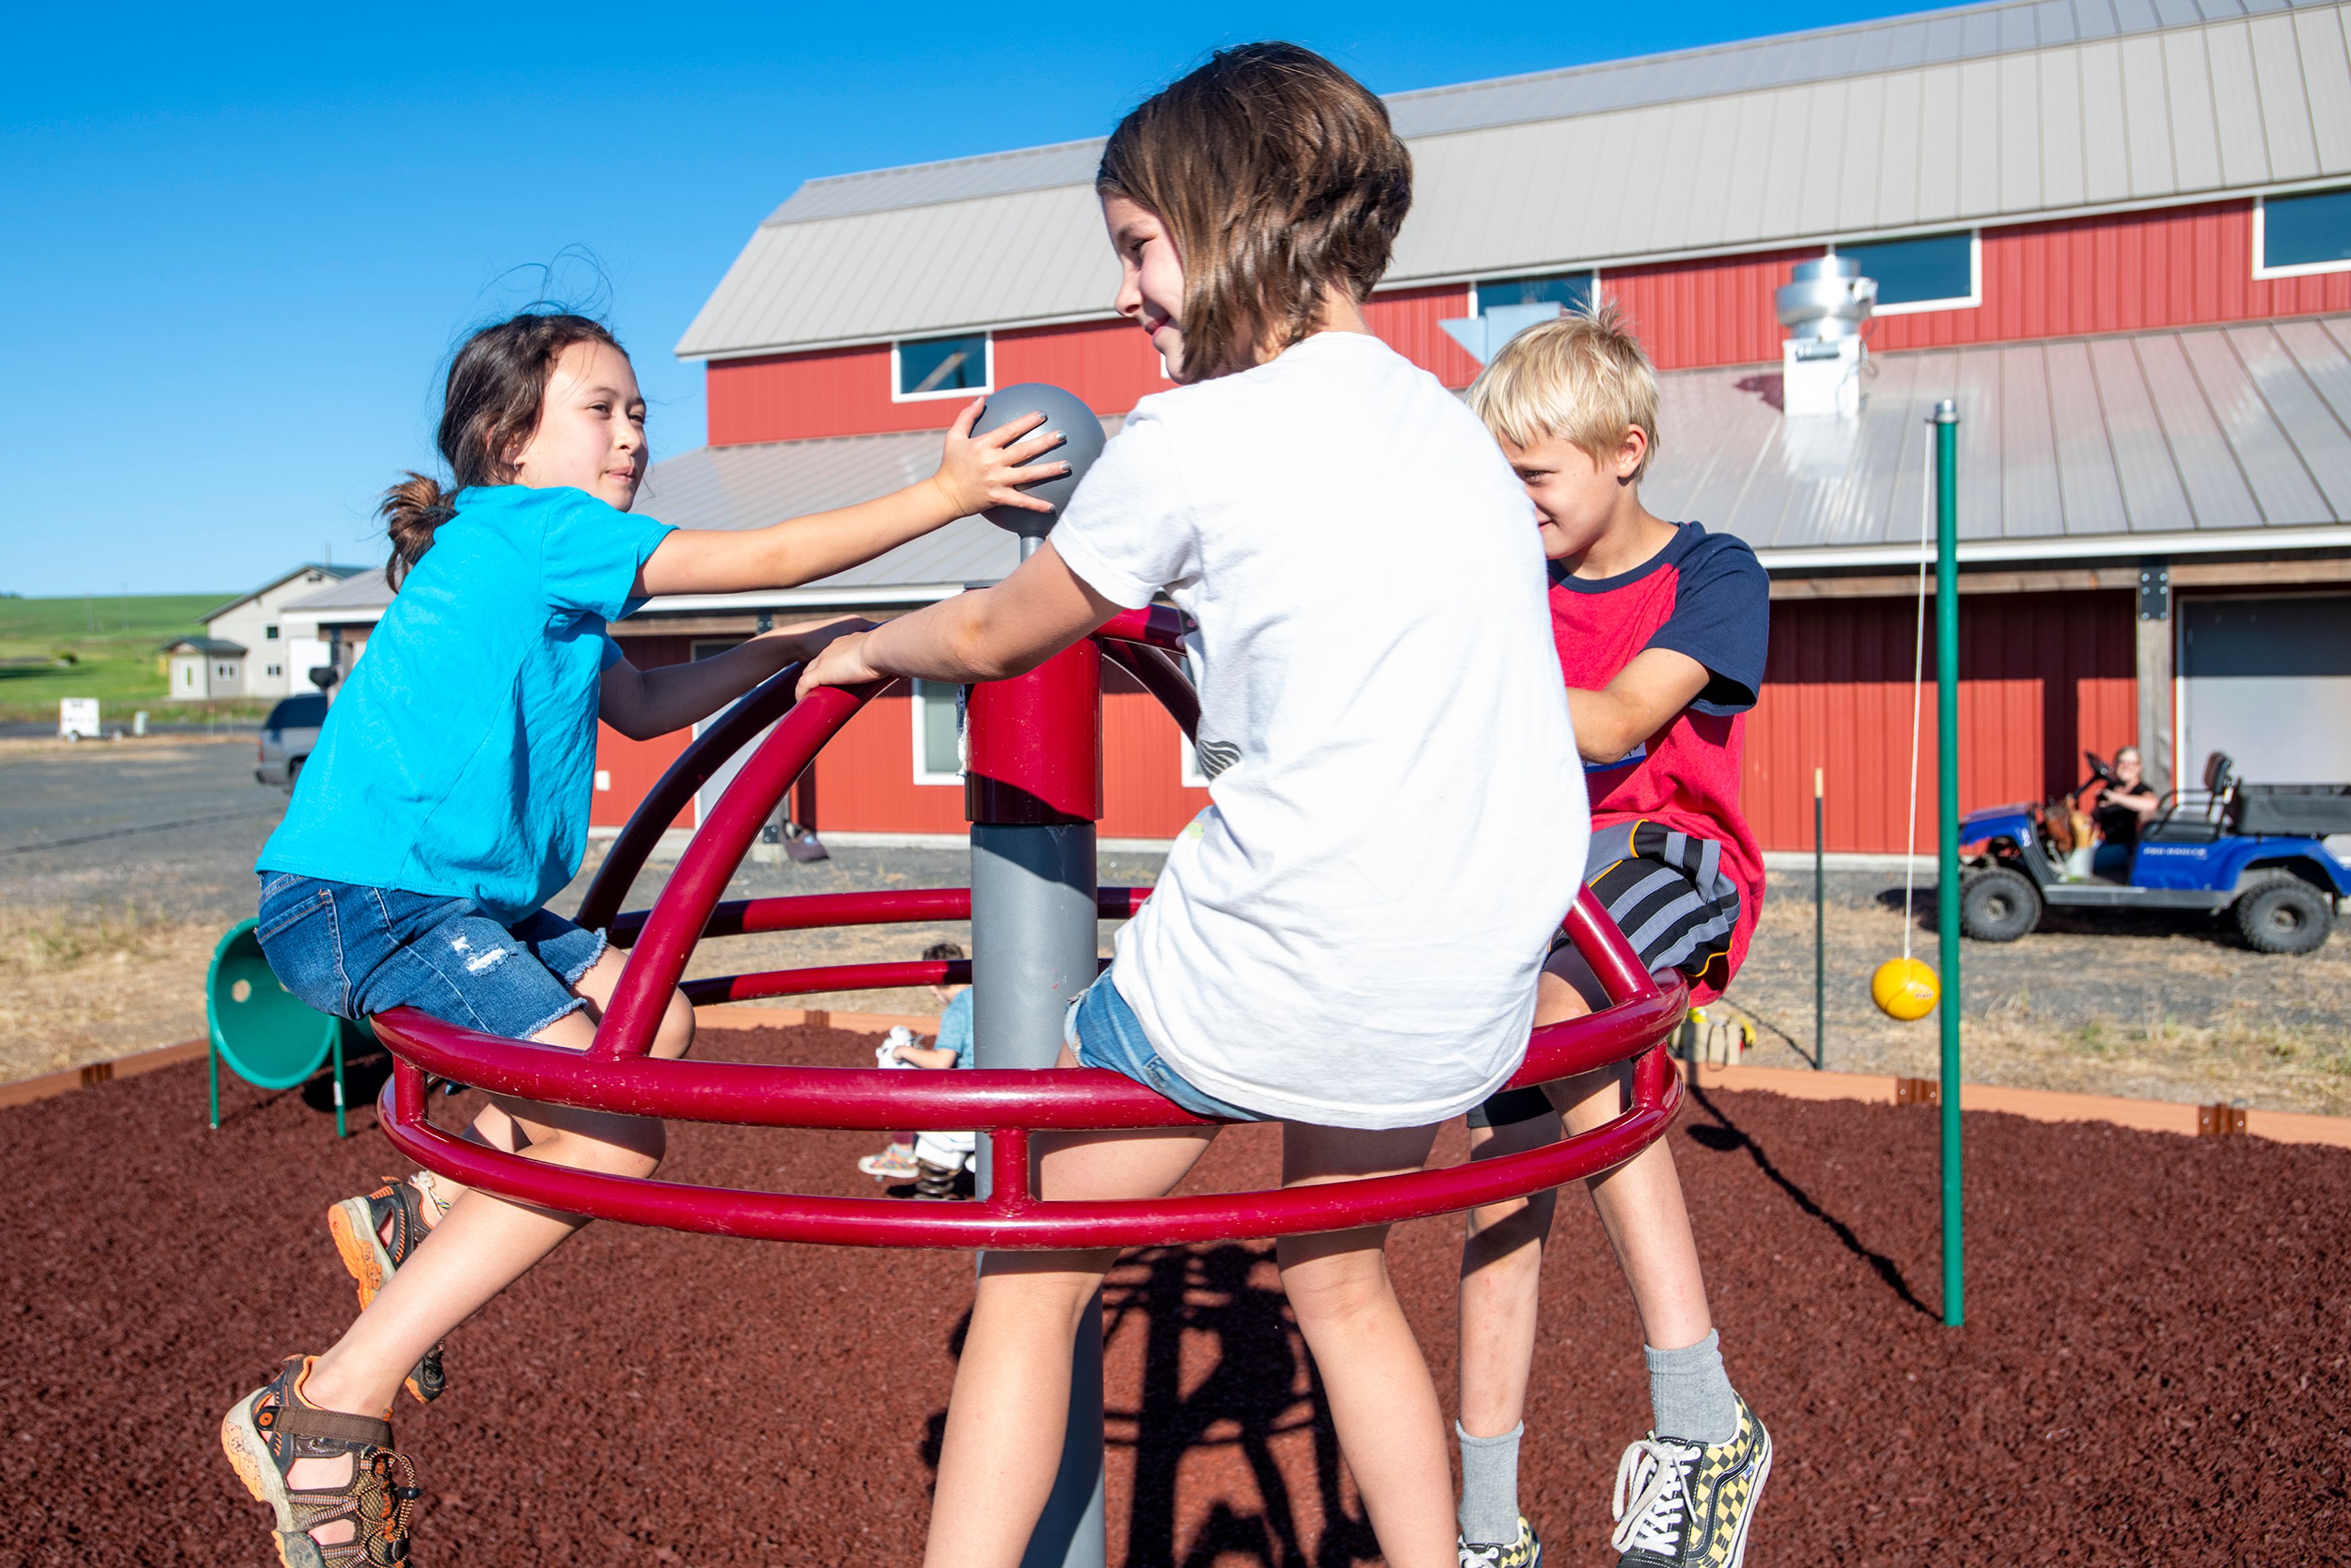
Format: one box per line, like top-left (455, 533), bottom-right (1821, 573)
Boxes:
top-left (161, 636), bottom-right (251, 700)
top-left (197, 564), bottom-right (362, 699)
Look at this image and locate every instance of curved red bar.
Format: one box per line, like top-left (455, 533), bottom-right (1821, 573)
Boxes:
top-left (592, 683), bottom-right (881, 1058)
top-left (378, 1051), bottom-right (1678, 1250)
top-left (608, 886), bottom-right (1154, 950)
top-left (574, 665), bottom-right (825, 932)
top-left (1099, 641), bottom-right (1200, 743)
top-left (681, 959), bottom-right (976, 1005)
top-left (1093, 604), bottom-right (1191, 651)
top-left (374, 962), bottom-right (1678, 1131)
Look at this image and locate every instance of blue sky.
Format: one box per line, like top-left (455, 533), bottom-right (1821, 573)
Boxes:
top-left (5, 1), bottom-right (1931, 596)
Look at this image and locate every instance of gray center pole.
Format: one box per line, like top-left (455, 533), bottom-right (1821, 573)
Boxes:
top-left (970, 823), bottom-right (1107, 1568)
top-left (968, 528), bottom-right (1108, 1568)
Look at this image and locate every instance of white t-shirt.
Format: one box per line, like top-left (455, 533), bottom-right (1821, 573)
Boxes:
top-left (1051, 331), bottom-right (1588, 1128)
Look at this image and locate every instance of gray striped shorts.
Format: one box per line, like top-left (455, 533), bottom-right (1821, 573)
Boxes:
top-left (1469, 820), bottom-right (1741, 1129)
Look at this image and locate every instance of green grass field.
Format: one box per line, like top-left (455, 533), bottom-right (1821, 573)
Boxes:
top-left (0, 593), bottom-right (241, 722)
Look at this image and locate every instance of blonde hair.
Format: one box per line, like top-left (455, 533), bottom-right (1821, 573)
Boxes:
top-left (1097, 43), bottom-right (1412, 383)
top-left (1467, 301), bottom-right (1660, 482)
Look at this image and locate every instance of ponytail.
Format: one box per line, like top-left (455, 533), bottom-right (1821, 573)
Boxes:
top-left (382, 310), bottom-right (627, 590)
top-left (379, 473), bottom-right (459, 589)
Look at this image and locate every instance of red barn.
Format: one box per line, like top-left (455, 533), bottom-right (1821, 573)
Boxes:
top-left (599, 0), bottom-right (2351, 858)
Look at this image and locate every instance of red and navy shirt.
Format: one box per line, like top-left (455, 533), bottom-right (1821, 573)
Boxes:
top-left (1550, 522), bottom-right (1769, 1000)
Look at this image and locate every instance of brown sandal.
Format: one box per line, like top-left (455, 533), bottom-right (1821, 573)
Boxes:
top-left (221, 1356), bottom-right (421, 1567)
top-left (327, 1177), bottom-right (447, 1404)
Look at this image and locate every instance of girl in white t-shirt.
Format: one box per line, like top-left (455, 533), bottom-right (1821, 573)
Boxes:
top-left (800, 44), bottom-right (1584, 1568)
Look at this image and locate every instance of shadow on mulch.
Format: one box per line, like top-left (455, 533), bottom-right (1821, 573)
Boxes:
top-left (3, 1023), bottom-right (2346, 1565)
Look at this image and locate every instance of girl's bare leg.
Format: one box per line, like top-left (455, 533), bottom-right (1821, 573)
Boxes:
top-left (924, 1089), bottom-right (1217, 1568)
top-left (1275, 1122), bottom-right (1453, 1568)
top-left (287, 948), bottom-right (693, 1544)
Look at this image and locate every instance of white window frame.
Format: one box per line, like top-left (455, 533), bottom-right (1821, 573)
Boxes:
top-left (890, 333), bottom-right (994, 403)
top-left (1827, 230), bottom-right (1981, 317)
top-left (1469, 269), bottom-right (1601, 318)
top-left (912, 679), bottom-right (966, 786)
top-left (2252, 191), bottom-right (2351, 280)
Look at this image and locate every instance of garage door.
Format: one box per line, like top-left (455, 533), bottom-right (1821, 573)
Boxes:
top-left (2180, 593), bottom-right (2351, 787)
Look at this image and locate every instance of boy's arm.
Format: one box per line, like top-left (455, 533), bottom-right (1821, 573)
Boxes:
top-left (1568, 647), bottom-right (1713, 765)
top-left (599, 618), bottom-right (869, 741)
top-left (795, 540), bottom-right (1120, 696)
top-left (895, 1045), bottom-right (962, 1069)
top-left (636, 401), bottom-right (1070, 596)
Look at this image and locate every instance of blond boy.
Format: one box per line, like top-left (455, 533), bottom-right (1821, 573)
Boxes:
top-left (1455, 306), bottom-right (1772, 1568)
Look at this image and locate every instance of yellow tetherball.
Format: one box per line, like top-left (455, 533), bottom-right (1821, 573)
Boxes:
top-left (1871, 957), bottom-right (1940, 1021)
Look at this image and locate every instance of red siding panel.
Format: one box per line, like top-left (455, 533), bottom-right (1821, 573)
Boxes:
top-left (995, 319), bottom-right (1169, 415)
top-left (708, 288), bottom-right (1486, 445)
top-left (1869, 202), bottom-right (2351, 354)
top-left (1606, 249), bottom-right (1821, 372)
top-left (1363, 283), bottom-right (1483, 388)
top-left (592, 635), bottom-right (696, 832)
top-left (811, 690), bottom-right (972, 835)
top-left (1744, 591), bottom-right (2139, 853)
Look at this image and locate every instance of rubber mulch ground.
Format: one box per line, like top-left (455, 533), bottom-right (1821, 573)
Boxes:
top-left (7, 1024), bottom-right (2347, 1565)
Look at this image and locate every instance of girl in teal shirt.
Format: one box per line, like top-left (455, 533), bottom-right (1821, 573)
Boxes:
top-left (223, 310), bottom-right (1065, 1567)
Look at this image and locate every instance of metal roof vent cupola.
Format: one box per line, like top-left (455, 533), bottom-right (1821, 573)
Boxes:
top-left (1776, 255), bottom-right (1876, 420)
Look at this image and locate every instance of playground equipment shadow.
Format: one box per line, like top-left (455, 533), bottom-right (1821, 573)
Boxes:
top-left (4, 1022), bottom-right (2344, 1565)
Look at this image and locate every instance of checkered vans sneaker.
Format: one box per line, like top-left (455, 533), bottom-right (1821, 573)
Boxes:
top-left (1610, 1395), bottom-right (1771, 1568)
top-left (1458, 1514), bottom-right (1542, 1567)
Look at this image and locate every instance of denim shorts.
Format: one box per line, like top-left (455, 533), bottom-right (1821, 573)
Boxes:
top-left (255, 872), bottom-right (607, 1040)
top-left (1065, 969), bottom-right (1263, 1122)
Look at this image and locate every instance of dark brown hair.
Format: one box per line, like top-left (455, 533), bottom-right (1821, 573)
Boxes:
top-left (380, 312), bottom-right (627, 588)
top-left (922, 941), bottom-right (966, 964)
top-left (1097, 43), bottom-right (1411, 383)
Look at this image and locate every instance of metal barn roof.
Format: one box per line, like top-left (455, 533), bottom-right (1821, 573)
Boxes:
top-left (280, 572), bottom-right (393, 614)
top-left (680, 0), bottom-right (2351, 360)
top-left (1656, 315), bottom-right (2351, 564)
top-left (631, 318), bottom-right (2351, 593)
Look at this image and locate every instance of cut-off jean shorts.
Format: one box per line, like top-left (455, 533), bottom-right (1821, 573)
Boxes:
top-left (254, 872), bottom-right (608, 1041)
top-left (1065, 967), bottom-right (1263, 1123)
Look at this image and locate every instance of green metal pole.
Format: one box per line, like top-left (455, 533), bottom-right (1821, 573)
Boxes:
top-left (208, 1038), bottom-right (220, 1130)
top-left (1813, 766), bottom-right (1826, 1071)
top-left (1932, 399), bottom-right (1965, 1329)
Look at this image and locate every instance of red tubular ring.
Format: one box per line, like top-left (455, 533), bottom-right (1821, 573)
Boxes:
top-left (1093, 604), bottom-right (1191, 651)
top-left (373, 628), bottom-right (1689, 1251)
top-left (378, 1052), bottom-right (1679, 1250)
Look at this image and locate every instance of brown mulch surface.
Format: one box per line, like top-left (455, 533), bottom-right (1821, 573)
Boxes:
top-left (7, 1024), bottom-right (2347, 1565)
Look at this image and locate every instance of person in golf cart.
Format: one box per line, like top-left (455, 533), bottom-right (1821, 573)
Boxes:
top-left (2084, 745), bottom-right (2160, 877)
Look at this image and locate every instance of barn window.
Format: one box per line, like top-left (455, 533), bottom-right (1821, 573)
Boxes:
top-left (912, 680), bottom-right (964, 785)
top-left (2255, 188), bottom-right (2351, 278)
top-left (264, 625), bottom-right (279, 639)
top-left (1832, 231), bottom-right (1978, 313)
top-left (1474, 272), bottom-right (1595, 317)
top-left (893, 334), bottom-right (991, 401)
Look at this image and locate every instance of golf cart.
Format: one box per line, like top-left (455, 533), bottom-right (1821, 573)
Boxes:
top-left (1955, 752), bottom-right (2351, 954)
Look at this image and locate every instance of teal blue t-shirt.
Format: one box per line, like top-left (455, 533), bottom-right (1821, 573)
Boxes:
top-left (258, 484), bottom-right (675, 925)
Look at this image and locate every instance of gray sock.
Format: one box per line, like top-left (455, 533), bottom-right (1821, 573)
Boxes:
top-left (1455, 1422), bottom-right (1523, 1546)
top-left (1646, 1330), bottom-right (1740, 1446)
